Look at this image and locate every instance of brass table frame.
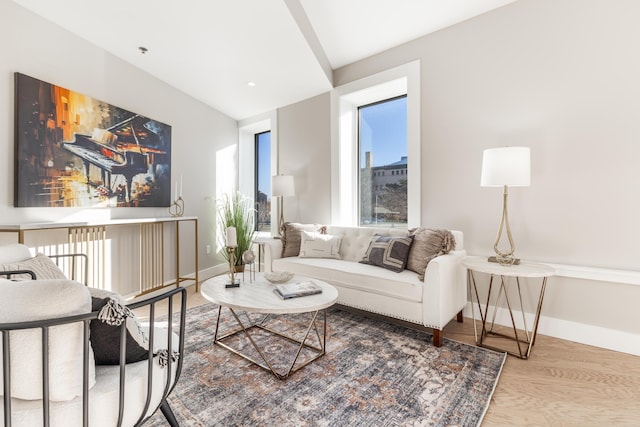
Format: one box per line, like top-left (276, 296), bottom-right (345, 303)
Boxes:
top-left (213, 306), bottom-right (328, 380)
top-left (465, 259), bottom-right (554, 360)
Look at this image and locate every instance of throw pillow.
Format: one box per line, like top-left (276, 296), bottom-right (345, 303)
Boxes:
top-left (88, 288), bottom-right (150, 365)
top-left (281, 223), bottom-right (326, 258)
top-left (360, 234), bottom-right (414, 273)
top-left (406, 228), bottom-right (456, 281)
top-left (0, 252), bottom-right (68, 280)
top-left (299, 231), bottom-right (342, 259)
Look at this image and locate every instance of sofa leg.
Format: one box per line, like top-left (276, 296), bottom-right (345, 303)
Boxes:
top-left (457, 310), bottom-right (464, 323)
top-left (160, 401), bottom-right (180, 427)
top-left (433, 329), bottom-right (443, 347)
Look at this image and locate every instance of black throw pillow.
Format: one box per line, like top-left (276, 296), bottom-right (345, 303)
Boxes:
top-left (90, 296), bottom-right (149, 365)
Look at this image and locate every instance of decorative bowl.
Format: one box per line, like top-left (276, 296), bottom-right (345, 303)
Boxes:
top-left (264, 271), bottom-right (294, 284)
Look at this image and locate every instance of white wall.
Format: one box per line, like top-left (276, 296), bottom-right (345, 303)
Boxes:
top-left (278, 0), bottom-right (640, 354)
top-left (1, 1), bottom-right (238, 292)
top-left (277, 93), bottom-right (332, 224)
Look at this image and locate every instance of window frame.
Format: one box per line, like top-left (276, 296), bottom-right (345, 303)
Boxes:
top-left (238, 111), bottom-right (279, 236)
top-left (331, 61), bottom-right (421, 228)
top-left (254, 130), bottom-right (271, 232)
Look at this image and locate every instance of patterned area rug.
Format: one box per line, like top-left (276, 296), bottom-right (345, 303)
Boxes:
top-left (146, 304), bottom-right (505, 427)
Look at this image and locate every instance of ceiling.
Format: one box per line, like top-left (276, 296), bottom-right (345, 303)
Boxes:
top-left (12, 0), bottom-right (517, 121)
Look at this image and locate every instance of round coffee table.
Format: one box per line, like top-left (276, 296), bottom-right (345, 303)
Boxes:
top-left (201, 273), bottom-right (338, 379)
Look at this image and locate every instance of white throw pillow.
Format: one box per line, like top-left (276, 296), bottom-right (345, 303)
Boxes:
top-left (0, 278), bottom-right (96, 401)
top-left (299, 231), bottom-right (342, 259)
top-left (0, 252), bottom-right (68, 280)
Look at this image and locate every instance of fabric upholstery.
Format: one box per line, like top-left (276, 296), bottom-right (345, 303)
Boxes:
top-left (299, 231), bottom-right (342, 259)
top-left (281, 223), bottom-right (326, 257)
top-left (0, 327), bottom-right (180, 427)
top-left (360, 234), bottom-right (414, 272)
top-left (0, 243), bottom-right (32, 263)
top-left (406, 228), bottom-right (457, 280)
top-left (0, 278), bottom-right (95, 401)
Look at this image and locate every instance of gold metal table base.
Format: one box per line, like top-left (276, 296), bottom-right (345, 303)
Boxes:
top-left (213, 306), bottom-right (328, 380)
top-left (468, 271), bottom-right (548, 360)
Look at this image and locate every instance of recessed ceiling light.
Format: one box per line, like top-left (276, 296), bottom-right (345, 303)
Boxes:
top-left (138, 46), bottom-right (148, 54)
top-left (247, 81), bottom-right (256, 87)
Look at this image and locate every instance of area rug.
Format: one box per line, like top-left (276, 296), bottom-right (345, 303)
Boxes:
top-left (146, 304), bottom-right (505, 427)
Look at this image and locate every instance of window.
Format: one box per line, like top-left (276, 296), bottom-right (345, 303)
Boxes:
top-left (331, 60), bottom-right (420, 228)
top-left (359, 96), bottom-right (407, 227)
top-left (255, 131), bottom-right (271, 231)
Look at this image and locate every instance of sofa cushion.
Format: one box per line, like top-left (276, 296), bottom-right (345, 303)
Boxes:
top-left (88, 288), bottom-right (150, 365)
top-left (299, 231), bottom-right (342, 259)
top-left (360, 234), bottom-right (414, 272)
top-left (272, 257), bottom-right (423, 302)
top-left (281, 223), bottom-right (326, 257)
top-left (1, 326), bottom-right (180, 427)
top-left (406, 228), bottom-right (456, 281)
top-left (0, 278), bottom-right (95, 401)
top-left (0, 252), bottom-right (68, 280)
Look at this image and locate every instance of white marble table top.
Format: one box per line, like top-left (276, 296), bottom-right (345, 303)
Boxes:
top-left (463, 256), bottom-right (555, 278)
top-left (200, 273), bottom-right (338, 314)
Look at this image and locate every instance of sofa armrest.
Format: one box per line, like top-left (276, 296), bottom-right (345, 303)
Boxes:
top-left (258, 238), bottom-right (283, 272)
top-left (422, 249), bottom-right (467, 329)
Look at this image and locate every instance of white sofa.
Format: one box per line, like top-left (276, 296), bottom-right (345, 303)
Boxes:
top-left (261, 225), bottom-right (467, 346)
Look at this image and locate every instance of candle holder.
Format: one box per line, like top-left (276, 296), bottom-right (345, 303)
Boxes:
top-left (242, 250), bottom-right (256, 283)
top-left (225, 246), bottom-right (240, 288)
top-left (169, 197), bottom-right (184, 217)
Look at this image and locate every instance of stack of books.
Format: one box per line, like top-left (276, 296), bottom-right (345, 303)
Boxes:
top-left (274, 281), bottom-right (323, 299)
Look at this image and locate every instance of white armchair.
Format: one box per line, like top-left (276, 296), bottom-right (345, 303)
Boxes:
top-left (0, 244), bottom-right (186, 426)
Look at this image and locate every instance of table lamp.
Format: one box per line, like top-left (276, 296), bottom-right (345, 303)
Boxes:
top-left (481, 147), bottom-right (530, 265)
top-left (272, 175), bottom-right (295, 236)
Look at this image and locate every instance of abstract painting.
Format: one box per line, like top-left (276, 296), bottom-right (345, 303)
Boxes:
top-left (14, 72), bottom-right (172, 208)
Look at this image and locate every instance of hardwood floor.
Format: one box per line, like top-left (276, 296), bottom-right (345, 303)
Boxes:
top-left (161, 285), bottom-right (640, 426)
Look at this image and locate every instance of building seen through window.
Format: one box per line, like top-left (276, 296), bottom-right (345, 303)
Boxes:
top-left (359, 96), bottom-right (408, 227)
top-left (255, 131), bottom-right (271, 231)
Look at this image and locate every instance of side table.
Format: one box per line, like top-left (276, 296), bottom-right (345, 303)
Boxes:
top-left (463, 257), bottom-right (554, 359)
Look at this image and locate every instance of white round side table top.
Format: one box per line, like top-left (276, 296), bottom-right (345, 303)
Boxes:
top-left (200, 272), bottom-right (339, 314)
top-left (463, 256), bottom-right (555, 278)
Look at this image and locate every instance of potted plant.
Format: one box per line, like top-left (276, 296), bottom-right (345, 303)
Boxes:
top-left (217, 192), bottom-right (256, 267)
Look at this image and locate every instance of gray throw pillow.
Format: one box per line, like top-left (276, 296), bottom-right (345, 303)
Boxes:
top-left (281, 223), bottom-right (326, 258)
top-left (359, 234), bottom-right (414, 273)
top-left (406, 228), bottom-right (456, 280)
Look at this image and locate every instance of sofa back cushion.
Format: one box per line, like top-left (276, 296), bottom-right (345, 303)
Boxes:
top-left (0, 278), bottom-right (95, 401)
top-left (0, 243), bottom-right (32, 263)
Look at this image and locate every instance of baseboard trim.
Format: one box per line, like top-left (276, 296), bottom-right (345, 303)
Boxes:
top-left (462, 302), bottom-right (640, 356)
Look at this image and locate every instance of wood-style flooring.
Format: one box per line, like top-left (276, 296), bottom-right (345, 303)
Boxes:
top-left (151, 285), bottom-right (640, 426)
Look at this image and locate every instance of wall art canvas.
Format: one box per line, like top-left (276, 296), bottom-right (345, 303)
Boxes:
top-left (14, 72), bottom-right (172, 208)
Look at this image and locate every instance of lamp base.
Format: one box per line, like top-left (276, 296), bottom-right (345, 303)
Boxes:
top-left (488, 256), bottom-right (521, 266)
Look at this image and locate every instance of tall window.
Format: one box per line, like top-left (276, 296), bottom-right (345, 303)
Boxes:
top-left (358, 96), bottom-right (407, 227)
top-left (255, 131), bottom-right (271, 231)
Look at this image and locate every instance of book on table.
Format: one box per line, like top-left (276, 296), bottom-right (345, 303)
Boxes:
top-left (274, 281), bottom-right (323, 299)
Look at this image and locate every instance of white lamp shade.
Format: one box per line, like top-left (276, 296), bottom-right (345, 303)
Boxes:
top-left (481, 147), bottom-right (531, 187)
top-left (272, 175), bottom-right (295, 197)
